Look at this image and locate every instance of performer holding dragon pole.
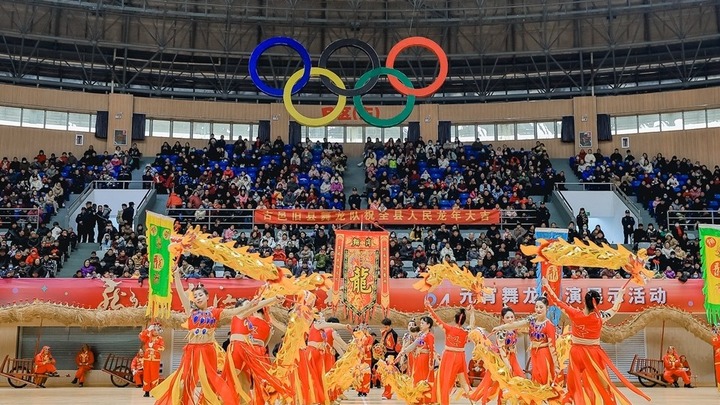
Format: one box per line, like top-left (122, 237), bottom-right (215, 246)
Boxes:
top-left (221, 296), bottom-right (289, 405)
top-left (492, 296), bottom-right (559, 385)
top-left (151, 267), bottom-right (263, 405)
top-left (542, 278), bottom-right (651, 404)
top-left (425, 301), bottom-right (475, 405)
top-left (395, 313), bottom-right (437, 404)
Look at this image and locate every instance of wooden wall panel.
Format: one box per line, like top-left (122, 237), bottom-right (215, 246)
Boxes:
top-left (1, 85), bottom-right (719, 163)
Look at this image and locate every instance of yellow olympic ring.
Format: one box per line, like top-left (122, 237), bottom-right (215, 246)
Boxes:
top-left (283, 67), bottom-right (347, 127)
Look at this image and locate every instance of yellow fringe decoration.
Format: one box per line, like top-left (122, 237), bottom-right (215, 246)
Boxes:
top-left (375, 359), bottom-right (431, 404)
top-left (520, 238), bottom-right (655, 284)
top-left (324, 331), bottom-right (367, 394)
top-left (268, 302), bottom-right (314, 382)
top-left (413, 261), bottom-right (493, 302)
top-left (469, 329), bottom-right (562, 404)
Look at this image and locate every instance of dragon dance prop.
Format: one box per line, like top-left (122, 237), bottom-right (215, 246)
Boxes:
top-left (413, 262), bottom-right (493, 303)
top-left (469, 329), bottom-right (563, 404)
top-left (375, 359), bottom-right (431, 404)
top-left (259, 273), bottom-right (333, 299)
top-left (268, 299), bottom-right (315, 383)
top-left (169, 225), bottom-right (284, 282)
top-left (520, 238), bottom-right (654, 286)
top-left (325, 331), bottom-right (370, 394)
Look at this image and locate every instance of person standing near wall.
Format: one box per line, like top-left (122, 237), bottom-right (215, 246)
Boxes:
top-left (622, 210), bottom-right (636, 244)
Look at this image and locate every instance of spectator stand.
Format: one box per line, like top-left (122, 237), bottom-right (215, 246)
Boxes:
top-left (361, 140), bottom-right (557, 219)
top-left (570, 150), bottom-right (720, 233)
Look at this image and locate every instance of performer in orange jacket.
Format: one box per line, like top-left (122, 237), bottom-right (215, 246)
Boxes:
top-left (380, 318), bottom-right (400, 400)
top-left (493, 296), bottom-right (558, 385)
top-left (139, 323), bottom-right (165, 398)
top-left (543, 280), bottom-right (651, 404)
top-left (471, 306), bottom-right (524, 404)
top-left (397, 315), bottom-right (437, 405)
top-left (354, 325), bottom-right (375, 398)
top-left (130, 349), bottom-right (144, 388)
top-left (221, 296), bottom-right (289, 405)
top-left (72, 344), bottom-right (94, 387)
top-left (33, 346), bottom-right (58, 387)
top-left (151, 276), bottom-right (240, 405)
top-left (426, 302), bottom-right (473, 405)
top-left (663, 346), bottom-right (693, 388)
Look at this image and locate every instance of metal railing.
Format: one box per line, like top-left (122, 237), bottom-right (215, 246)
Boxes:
top-left (666, 209), bottom-right (720, 232)
top-left (65, 180), bottom-right (155, 225)
top-left (165, 207), bottom-right (544, 230)
top-left (0, 208), bottom-right (42, 230)
top-left (554, 182), bottom-right (644, 221)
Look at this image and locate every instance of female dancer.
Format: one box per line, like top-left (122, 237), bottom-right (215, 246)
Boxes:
top-left (396, 314), bottom-right (437, 404)
top-left (222, 297), bottom-right (289, 405)
top-left (324, 317), bottom-right (348, 402)
top-left (493, 296), bottom-right (558, 385)
top-left (542, 280), bottom-right (649, 404)
top-left (399, 320), bottom-right (419, 375)
top-left (471, 306), bottom-right (524, 404)
top-left (152, 268), bottom-right (266, 405)
top-left (426, 302), bottom-right (474, 405)
top-left (355, 324), bottom-right (375, 398)
top-left (272, 308), bottom-right (350, 405)
top-left (72, 344), bottom-right (94, 387)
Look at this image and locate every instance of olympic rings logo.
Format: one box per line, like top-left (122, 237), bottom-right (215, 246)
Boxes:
top-left (248, 36), bottom-right (448, 128)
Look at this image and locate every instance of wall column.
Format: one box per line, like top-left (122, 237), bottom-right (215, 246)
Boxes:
top-left (270, 102), bottom-right (290, 143)
top-left (106, 94), bottom-right (135, 153)
top-left (417, 104), bottom-right (440, 143)
top-left (572, 96), bottom-right (598, 154)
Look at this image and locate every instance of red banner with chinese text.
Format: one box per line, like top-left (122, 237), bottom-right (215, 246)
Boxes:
top-left (332, 229), bottom-right (390, 322)
top-left (254, 209), bottom-right (500, 226)
top-left (0, 279), bottom-right (705, 316)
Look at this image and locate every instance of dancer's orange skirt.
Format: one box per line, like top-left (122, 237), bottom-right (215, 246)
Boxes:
top-left (470, 352), bottom-right (524, 404)
top-left (152, 342), bottom-right (237, 405)
top-left (297, 346), bottom-right (327, 405)
top-left (223, 341), bottom-right (292, 405)
top-left (437, 351), bottom-right (469, 405)
top-left (563, 344), bottom-right (650, 405)
top-left (413, 353), bottom-right (436, 404)
top-left (530, 346), bottom-right (555, 385)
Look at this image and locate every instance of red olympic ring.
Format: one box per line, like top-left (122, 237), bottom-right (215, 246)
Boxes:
top-left (385, 37), bottom-right (449, 98)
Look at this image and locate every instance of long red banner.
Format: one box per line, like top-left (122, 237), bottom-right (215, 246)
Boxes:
top-left (254, 209), bottom-right (501, 225)
top-left (0, 278), bottom-right (705, 315)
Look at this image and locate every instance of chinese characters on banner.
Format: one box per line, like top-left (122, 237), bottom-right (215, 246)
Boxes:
top-left (332, 230), bottom-right (390, 321)
top-left (0, 279), bottom-right (704, 315)
top-left (254, 209), bottom-right (500, 226)
top-left (699, 225), bottom-right (720, 324)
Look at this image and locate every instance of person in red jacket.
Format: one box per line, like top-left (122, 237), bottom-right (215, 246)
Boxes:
top-left (130, 349), bottom-right (144, 388)
top-left (33, 346), bottom-right (58, 387)
top-left (72, 344), bottom-right (94, 387)
top-left (139, 323), bottom-right (165, 397)
top-left (713, 325), bottom-right (720, 392)
top-left (380, 318), bottom-right (400, 400)
top-left (663, 346), bottom-right (693, 388)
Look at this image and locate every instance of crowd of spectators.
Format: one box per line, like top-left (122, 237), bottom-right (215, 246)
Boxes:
top-left (0, 221), bottom-right (77, 278)
top-left (572, 148), bottom-right (720, 228)
top-left (154, 136), bottom-right (348, 224)
top-left (360, 139), bottom-right (563, 219)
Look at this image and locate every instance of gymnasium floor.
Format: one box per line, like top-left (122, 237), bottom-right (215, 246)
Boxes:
top-left (0, 386), bottom-right (717, 404)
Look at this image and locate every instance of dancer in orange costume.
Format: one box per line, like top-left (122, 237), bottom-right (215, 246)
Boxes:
top-left (380, 318), bottom-right (400, 400)
top-left (396, 315), bottom-right (437, 404)
top-left (33, 346), bottom-right (58, 387)
top-left (222, 296), bottom-right (289, 405)
top-left (273, 309), bottom-right (350, 405)
top-left (72, 344), bottom-right (94, 387)
top-left (679, 355), bottom-right (692, 377)
top-left (494, 296), bottom-right (558, 385)
top-left (713, 325), bottom-right (720, 391)
top-left (139, 322), bottom-right (165, 398)
top-left (131, 349), bottom-right (144, 388)
top-left (400, 320), bottom-right (420, 376)
top-left (324, 317), bottom-right (348, 402)
top-left (426, 301), bottom-right (473, 405)
top-left (543, 280), bottom-right (651, 404)
top-left (152, 269), bottom-right (250, 405)
top-left (471, 306), bottom-right (524, 404)
top-left (354, 325), bottom-right (375, 398)
top-left (662, 346), bottom-right (693, 388)
top-left (467, 359), bottom-right (485, 386)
